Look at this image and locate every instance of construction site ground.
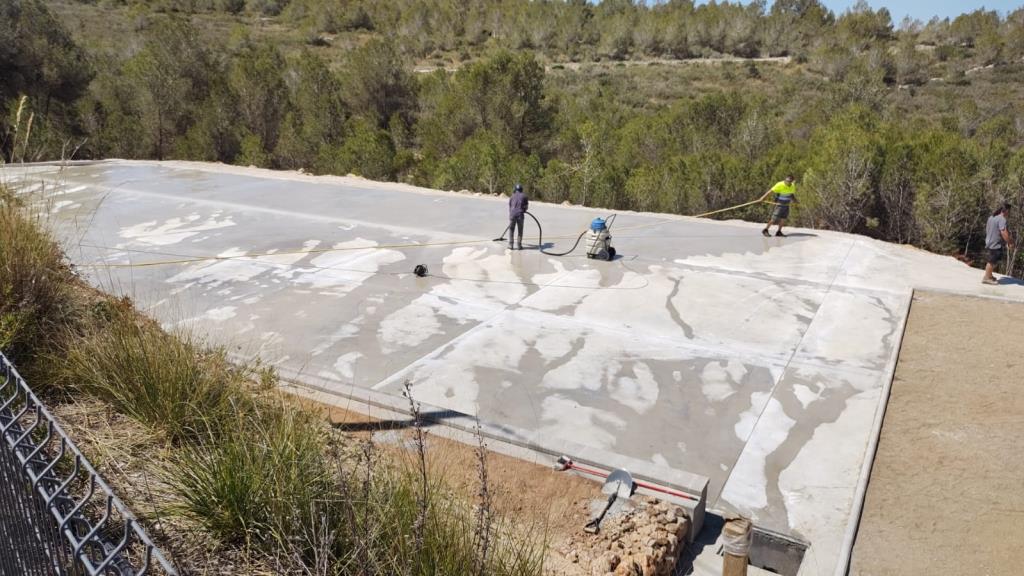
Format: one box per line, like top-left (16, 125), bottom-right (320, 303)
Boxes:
top-left (307, 399), bottom-right (666, 576)
top-left (310, 399), bottom-right (595, 544)
top-left (850, 291), bottom-right (1024, 576)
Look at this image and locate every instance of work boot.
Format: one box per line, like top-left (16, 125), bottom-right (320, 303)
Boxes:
top-left (775, 230), bottom-right (786, 237)
top-left (761, 228), bottom-right (770, 237)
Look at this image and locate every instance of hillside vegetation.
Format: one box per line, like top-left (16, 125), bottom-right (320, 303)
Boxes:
top-left (3, 0), bottom-right (1024, 270)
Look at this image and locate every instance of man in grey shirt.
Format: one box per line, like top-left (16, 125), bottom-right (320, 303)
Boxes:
top-left (983, 202), bottom-right (1013, 285)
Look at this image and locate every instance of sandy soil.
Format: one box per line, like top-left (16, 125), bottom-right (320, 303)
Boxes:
top-left (850, 291), bottom-right (1024, 576)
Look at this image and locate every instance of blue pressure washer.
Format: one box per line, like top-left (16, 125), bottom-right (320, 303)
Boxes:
top-left (584, 217), bottom-right (616, 261)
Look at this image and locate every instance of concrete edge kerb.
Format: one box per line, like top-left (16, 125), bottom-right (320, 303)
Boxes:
top-left (2, 160), bottom-right (107, 168)
top-left (915, 285), bottom-right (1024, 304)
top-left (255, 359), bottom-right (711, 540)
top-left (832, 289), bottom-right (915, 576)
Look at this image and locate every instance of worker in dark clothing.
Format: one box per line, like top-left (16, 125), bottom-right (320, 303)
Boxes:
top-left (508, 183), bottom-right (529, 250)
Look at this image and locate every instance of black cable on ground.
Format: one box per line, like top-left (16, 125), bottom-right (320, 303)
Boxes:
top-left (495, 211), bottom-right (615, 257)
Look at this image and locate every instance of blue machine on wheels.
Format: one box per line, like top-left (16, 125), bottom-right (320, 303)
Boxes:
top-left (585, 217), bottom-right (616, 261)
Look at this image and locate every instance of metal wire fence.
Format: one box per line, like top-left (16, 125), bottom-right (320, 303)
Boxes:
top-left (0, 352), bottom-right (177, 576)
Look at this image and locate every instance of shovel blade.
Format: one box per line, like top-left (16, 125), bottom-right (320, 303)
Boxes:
top-left (602, 468), bottom-right (634, 499)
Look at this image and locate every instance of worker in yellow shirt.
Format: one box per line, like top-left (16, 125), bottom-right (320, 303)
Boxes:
top-left (760, 175), bottom-right (797, 237)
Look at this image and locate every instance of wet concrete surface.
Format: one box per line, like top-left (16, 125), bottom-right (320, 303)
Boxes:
top-left (5, 160), bottom-right (1023, 576)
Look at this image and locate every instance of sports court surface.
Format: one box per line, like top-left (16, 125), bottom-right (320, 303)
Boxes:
top-left (6, 160), bottom-right (1021, 575)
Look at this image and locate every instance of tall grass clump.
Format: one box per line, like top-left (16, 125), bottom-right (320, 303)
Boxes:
top-left (351, 460), bottom-right (546, 576)
top-left (172, 400), bottom-right (340, 554)
top-left (56, 301), bottom-right (248, 444)
top-left (0, 185), bottom-right (77, 365)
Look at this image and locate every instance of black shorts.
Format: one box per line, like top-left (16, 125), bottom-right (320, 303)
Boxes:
top-left (986, 248), bottom-right (1004, 264)
top-left (771, 204), bottom-right (790, 220)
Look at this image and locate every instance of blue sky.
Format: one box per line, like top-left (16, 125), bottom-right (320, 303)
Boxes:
top-left (818, 0), bottom-right (1019, 22)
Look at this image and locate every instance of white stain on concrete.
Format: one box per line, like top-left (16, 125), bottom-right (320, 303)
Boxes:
top-left (205, 306), bottom-right (237, 321)
top-left (378, 296), bottom-right (443, 352)
top-left (400, 320), bottom-right (532, 414)
top-left (609, 362), bottom-right (660, 413)
top-left (522, 264), bottom-right (601, 310)
top-left (734, 391), bottom-right (773, 441)
top-left (570, 266), bottom-right (684, 339)
top-left (674, 272), bottom-right (821, 361)
top-left (677, 238), bottom-right (850, 287)
top-left (537, 394), bottom-right (627, 450)
top-left (796, 291), bottom-right (898, 369)
top-left (333, 352), bottom-right (363, 380)
top-left (310, 322), bottom-right (362, 357)
top-left (378, 248), bottom-right (523, 352)
top-left (433, 246), bottom-right (527, 306)
top-left (167, 247), bottom-right (311, 288)
top-left (290, 238), bottom-right (405, 292)
top-left (701, 360), bottom-right (748, 402)
top-left (119, 212), bottom-right (236, 246)
top-left (542, 334), bottom-right (622, 393)
top-left (377, 292), bottom-right (495, 353)
top-left (534, 330), bottom-right (576, 362)
top-left (793, 383), bottom-right (823, 408)
top-left (720, 398), bottom-right (797, 514)
top-left (779, 387), bottom-right (880, 576)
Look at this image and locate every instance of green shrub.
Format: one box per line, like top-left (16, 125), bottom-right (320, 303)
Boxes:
top-left (0, 189), bottom-right (76, 365)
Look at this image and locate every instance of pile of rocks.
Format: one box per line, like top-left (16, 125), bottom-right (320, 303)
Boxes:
top-left (555, 496), bottom-right (691, 576)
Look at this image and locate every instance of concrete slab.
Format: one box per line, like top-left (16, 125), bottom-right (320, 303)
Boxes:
top-left (5, 160), bottom-right (1024, 575)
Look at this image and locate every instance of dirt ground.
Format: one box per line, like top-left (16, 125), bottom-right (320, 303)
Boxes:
top-left (310, 401), bottom-right (604, 574)
top-left (851, 291), bottom-right (1024, 576)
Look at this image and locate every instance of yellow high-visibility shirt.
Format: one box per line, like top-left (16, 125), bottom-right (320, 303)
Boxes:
top-left (770, 181), bottom-right (796, 204)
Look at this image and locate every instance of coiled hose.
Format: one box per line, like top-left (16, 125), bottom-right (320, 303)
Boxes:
top-left (494, 211), bottom-right (617, 257)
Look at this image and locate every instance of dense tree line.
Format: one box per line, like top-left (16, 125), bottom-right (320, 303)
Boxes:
top-left (64, 0), bottom-right (1024, 65)
top-left (2, 0), bottom-right (1024, 272)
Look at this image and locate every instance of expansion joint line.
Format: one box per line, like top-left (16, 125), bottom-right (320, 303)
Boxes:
top-left (369, 267), bottom-right (577, 393)
top-left (717, 238), bottom-right (859, 495)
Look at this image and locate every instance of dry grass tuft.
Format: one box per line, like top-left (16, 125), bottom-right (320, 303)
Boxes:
top-left (0, 184), bottom-right (77, 368)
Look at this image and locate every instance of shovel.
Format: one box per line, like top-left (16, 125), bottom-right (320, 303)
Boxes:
top-left (584, 468), bottom-right (634, 534)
